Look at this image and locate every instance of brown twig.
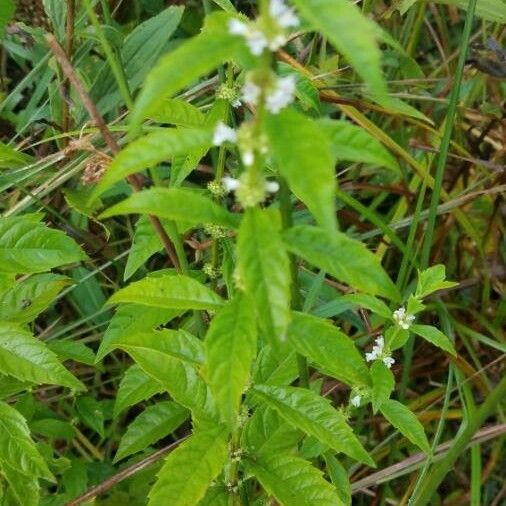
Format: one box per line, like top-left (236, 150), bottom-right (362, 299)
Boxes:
top-left (61, 0), bottom-right (75, 140)
top-left (65, 436), bottom-right (188, 506)
top-left (45, 33), bottom-right (181, 271)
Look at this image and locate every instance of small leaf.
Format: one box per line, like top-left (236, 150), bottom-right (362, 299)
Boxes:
top-left (288, 312), bottom-right (370, 388)
top-left (148, 98), bottom-right (205, 126)
top-left (415, 265), bottom-right (457, 299)
top-left (246, 453), bottom-right (346, 506)
top-left (237, 208), bottom-right (291, 344)
top-left (115, 401), bottom-right (188, 462)
top-left (99, 187), bottom-right (239, 229)
top-left (205, 295), bottom-right (257, 428)
top-left (380, 399), bottom-right (430, 453)
top-left (148, 426), bottom-right (228, 506)
top-left (370, 361), bottom-right (395, 412)
top-left (48, 341), bottom-right (96, 366)
top-left (75, 396), bottom-right (105, 438)
top-left (284, 225), bottom-right (400, 301)
top-left (341, 294), bottom-right (392, 320)
top-left (318, 119), bottom-right (399, 174)
top-left (30, 419), bottom-right (76, 440)
top-left (252, 385), bottom-right (374, 466)
top-left (323, 453), bottom-right (352, 506)
top-left (411, 324), bottom-right (457, 356)
top-left (0, 401), bottom-right (54, 481)
top-left (265, 109), bottom-right (336, 232)
top-left (107, 274), bottom-right (224, 311)
top-left (114, 364), bottom-right (164, 418)
top-left (0, 323), bottom-right (85, 391)
top-left (0, 216), bottom-right (86, 274)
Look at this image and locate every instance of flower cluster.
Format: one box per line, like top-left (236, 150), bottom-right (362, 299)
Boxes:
top-left (228, 0), bottom-right (299, 56)
top-left (217, 83), bottom-right (241, 108)
top-left (392, 306), bottom-right (415, 330)
top-left (365, 336), bottom-right (395, 369)
top-left (222, 172), bottom-right (279, 208)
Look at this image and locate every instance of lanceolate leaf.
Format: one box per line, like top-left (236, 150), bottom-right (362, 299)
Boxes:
top-left (0, 323), bottom-right (85, 391)
top-left (370, 360), bottom-right (395, 412)
top-left (89, 128), bottom-right (212, 203)
top-left (380, 399), bottom-right (431, 453)
top-left (288, 312), bottom-right (370, 388)
top-left (107, 274), bottom-right (224, 311)
top-left (148, 98), bottom-right (205, 126)
top-left (265, 108), bottom-right (336, 232)
top-left (341, 293), bottom-right (392, 320)
top-left (237, 208), bottom-right (291, 344)
top-left (115, 401), bottom-right (188, 462)
top-left (99, 187), bottom-right (239, 229)
top-left (0, 401), bottom-right (54, 481)
top-left (246, 453), bottom-right (346, 506)
top-left (318, 119), bottom-right (400, 174)
top-left (252, 385), bottom-right (374, 466)
top-left (205, 295), bottom-right (257, 428)
top-left (283, 225), bottom-right (400, 301)
top-left (411, 324), bottom-right (457, 356)
top-left (291, 0), bottom-right (387, 101)
top-left (148, 426), bottom-right (229, 506)
top-left (0, 216), bottom-right (86, 274)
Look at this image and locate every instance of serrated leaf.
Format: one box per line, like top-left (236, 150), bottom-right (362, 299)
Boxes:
top-left (0, 216), bottom-right (86, 274)
top-left (380, 399), bottom-right (430, 453)
top-left (148, 426), bottom-right (228, 506)
top-left (115, 401), bottom-right (188, 463)
top-left (107, 274), bottom-right (224, 311)
top-left (48, 341), bottom-right (96, 366)
top-left (288, 312), bottom-right (370, 388)
top-left (252, 385), bottom-right (374, 466)
top-left (253, 346), bottom-right (299, 386)
top-left (97, 304), bottom-right (181, 361)
top-left (114, 364), bottom-right (164, 418)
top-left (246, 453), bottom-right (345, 506)
top-left (323, 453), bottom-right (351, 506)
top-left (318, 119), bottom-right (399, 173)
top-left (415, 265), bottom-right (457, 299)
top-left (0, 401), bottom-right (54, 481)
top-left (30, 418), bottom-right (76, 440)
top-left (291, 0), bottom-right (387, 101)
top-left (284, 225), bottom-right (400, 301)
top-left (0, 273), bottom-right (70, 323)
top-left (237, 208), bottom-right (291, 344)
top-left (265, 109), bottom-right (336, 232)
top-left (205, 295), bottom-right (257, 428)
top-left (411, 324), bottom-right (457, 356)
top-left (99, 188), bottom-right (239, 229)
top-left (340, 294), bottom-right (392, 320)
top-left (75, 396), bottom-right (105, 438)
top-left (148, 98), bottom-right (205, 126)
top-left (1, 461), bottom-right (40, 506)
top-left (0, 323), bottom-right (84, 391)
top-left (371, 360), bottom-right (395, 412)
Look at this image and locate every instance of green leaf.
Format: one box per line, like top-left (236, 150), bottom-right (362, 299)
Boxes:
top-left (265, 109), bottom-right (336, 232)
top-left (411, 324), bottom-right (457, 356)
top-left (115, 401), bottom-right (188, 463)
top-left (0, 141), bottom-right (34, 169)
top-left (89, 128), bottom-right (212, 203)
top-left (0, 401), bottom-right (54, 481)
top-left (252, 385), bottom-right (374, 466)
top-left (205, 295), bottom-right (257, 428)
top-left (370, 360), bottom-right (395, 412)
top-left (131, 12), bottom-right (249, 131)
top-left (30, 419), bottom-right (76, 440)
top-left (75, 396), bottom-right (105, 438)
top-left (0, 216), bottom-right (86, 274)
top-left (0, 0), bottom-right (15, 36)
top-left (0, 323), bottom-right (85, 391)
top-left (99, 188), bottom-right (239, 229)
top-left (212, 0), bottom-right (237, 12)
top-left (284, 225), bottom-right (400, 301)
top-left (291, 0), bottom-right (387, 101)
top-left (114, 364), bottom-right (164, 418)
top-left (97, 304), bottom-right (181, 361)
top-left (288, 312), bottom-right (370, 388)
top-left (253, 346), bottom-right (299, 386)
top-left (323, 453), bottom-right (352, 506)
top-left (48, 341), bottom-right (96, 366)
top-left (237, 208), bottom-right (291, 344)
top-left (380, 399), bottom-right (430, 453)
top-left (148, 426), bottom-right (228, 506)
top-left (199, 486), bottom-right (230, 506)
top-left (0, 273), bottom-right (70, 323)
top-left (340, 294), bottom-right (392, 320)
top-left (1, 461), bottom-right (40, 506)
top-left (246, 453), bottom-right (346, 506)
top-left (318, 119), bottom-right (399, 174)
top-left (107, 274), bottom-right (224, 311)
top-left (415, 265), bottom-right (457, 299)
top-left (148, 98), bottom-right (205, 126)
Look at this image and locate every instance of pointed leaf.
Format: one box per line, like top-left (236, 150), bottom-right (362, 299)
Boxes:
top-left (323, 453), bottom-right (352, 506)
top-left (48, 341), bottom-right (96, 366)
top-left (148, 426), bottom-right (229, 506)
top-left (340, 293), bottom-right (392, 320)
top-left (148, 98), bottom-right (205, 126)
top-left (284, 225), bottom-right (400, 301)
top-left (411, 324), bottom-right (457, 356)
top-left (370, 360), bottom-right (395, 412)
top-left (252, 385), bottom-right (374, 466)
top-left (415, 265), bottom-right (457, 299)
top-left (75, 396), bottom-right (105, 438)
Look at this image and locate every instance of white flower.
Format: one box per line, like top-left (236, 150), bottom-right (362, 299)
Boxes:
top-left (350, 394), bottom-right (361, 408)
top-left (228, 19), bottom-right (268, 56)
top-left (241, 150), bottom-right (255, 167)
top-left (213, 122), bottom-right (237, 146)
top-left (366, 335), bottom-right (394, 368)
top-left (383, 356), bottom-right (395, 369)
top-left (266, 75), bottom-right (296, 114)
top-left (393, 306), bottom-right (415, 330)
top-left (241, 80), bottom-right (262, 106)
top-left (265, 181), bottom-right (279, 193)
top-left (228, 19), bottom-right (249, 36)
top-left (222, 176), bottom-right (241, 192)
top-left (269, 0), bottom-right (300, 28)
top-left (268, 34), bottom-right (288, 51)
